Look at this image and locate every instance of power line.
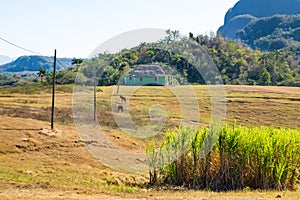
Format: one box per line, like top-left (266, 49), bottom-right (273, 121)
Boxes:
top-left (0, 36), bottom-right (73, 70)
top-left (56, 58), bottom-right (72, 69)
top-left (0, 36), bottom-right (42, 55)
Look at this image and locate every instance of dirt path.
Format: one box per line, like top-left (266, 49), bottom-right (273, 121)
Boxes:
top-left (1, 186), bottom-right (299, 200)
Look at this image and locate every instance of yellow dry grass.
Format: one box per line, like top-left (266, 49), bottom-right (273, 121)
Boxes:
top-left (0, 84), bottom-right (299, 199)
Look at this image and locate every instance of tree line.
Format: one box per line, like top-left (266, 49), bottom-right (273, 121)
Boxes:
top-left (2, 31), bottom-right (299, 87)
top-left (75, 31), bottom-right (300, 87)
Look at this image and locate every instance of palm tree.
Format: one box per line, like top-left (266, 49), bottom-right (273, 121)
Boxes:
top-left (71, 57), bottom-right (84, 66)
top-left (272, 50), bottom-right (285, 67)
top-left (259, 53), bottom-right (272, 73)
top-left (171, 30), bottom-right (180, 41)
top-left (37, 67), bottom-right (46, 83)
top-left (164, 29), bottom-right (180, 43)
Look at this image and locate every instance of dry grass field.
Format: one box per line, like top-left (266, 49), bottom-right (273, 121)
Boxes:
top-left (0, 84), bottom-right (299, 199)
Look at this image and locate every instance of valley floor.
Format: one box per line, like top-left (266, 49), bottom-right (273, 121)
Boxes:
top-left (0, 85), bottom-right (299, 199)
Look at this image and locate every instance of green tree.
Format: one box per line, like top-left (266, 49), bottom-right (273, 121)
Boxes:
top-left (259, 70), bottom-right (271, 85)
top-left (37, 67), bottom-right (46, 83)
top-left (71, 57), bottom-right (84, 66)
top-left (165, 29), bottom-right (180, 43)
top-left (76, 31), bottom-right (300, 87)
top-left (259, 53), bottom-right (269, 68)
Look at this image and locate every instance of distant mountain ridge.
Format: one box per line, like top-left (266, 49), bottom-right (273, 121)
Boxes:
top-left (0, 55), bottom-right (72, 73)
top-left (218, 0), bottom-right (300, 51)
top-left (219, 0), bottom-right (300, 39)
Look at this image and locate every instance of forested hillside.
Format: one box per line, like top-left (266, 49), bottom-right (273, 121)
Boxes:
top-left (75, 32), bottom-right (300, 87)
top-left (237, 15), bottom-right (300, 51)
top-left (1, 32), bottom-right (299, 87)
top-left (219, 0), bottom-right (300, 51)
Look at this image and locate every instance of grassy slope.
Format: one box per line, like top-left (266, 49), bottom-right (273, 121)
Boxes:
top-left (0, 85), bottom-right (299, 199)
top-left (1, 85), bottom-right (299, 129)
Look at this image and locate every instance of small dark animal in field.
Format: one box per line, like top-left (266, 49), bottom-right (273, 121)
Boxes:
top-left (120, 95), bottom-right (126, 103)
top-left (97, 88), bottom-right (103, 92)
top-left (117, 105), bottom-right (124, 113)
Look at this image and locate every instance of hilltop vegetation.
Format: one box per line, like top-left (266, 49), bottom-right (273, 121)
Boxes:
top-left (2, 1), bottom-right (300, 87)
top-left (1, 31), bottom-right (299, 87)
top-left (74, 31), bottom-right (300, 87)
top-left (190, 33), bottom-right (300, 86)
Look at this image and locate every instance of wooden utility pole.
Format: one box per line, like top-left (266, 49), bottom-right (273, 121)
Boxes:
top-left (51, 49), bottom-right (57, 129)
top-left (93, 73), bottom-right (97, 122)
top-left (116, 84), bottom-right (119, 94)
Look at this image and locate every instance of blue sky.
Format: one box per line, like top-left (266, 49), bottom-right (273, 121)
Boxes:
top-left (0, 0), bottom-right (239, 58)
